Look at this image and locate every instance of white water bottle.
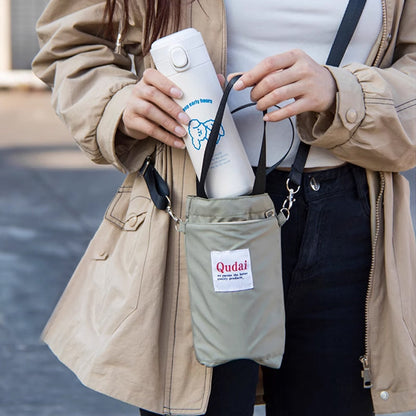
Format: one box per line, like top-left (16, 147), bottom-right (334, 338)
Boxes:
top-left (150, 28), bottom-right (255, 198)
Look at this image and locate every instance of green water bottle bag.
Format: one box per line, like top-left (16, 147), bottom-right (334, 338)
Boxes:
top-left (178, 192), bottom-right (288, 368)
top-left (174, 75), bottom-right (293, 368)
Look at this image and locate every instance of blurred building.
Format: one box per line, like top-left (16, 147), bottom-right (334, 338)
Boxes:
top-left (0, 0), bottom-right (48, 87)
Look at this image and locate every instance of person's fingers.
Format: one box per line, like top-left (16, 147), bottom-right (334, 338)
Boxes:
top-left (230, 50), bottom-right (336, 116)
top-left (263, 99), bottom-right (308, 122)
top-left (249, 66), bottom-right (298, 102)
top-left (136, 98), bottom-right (188, 136)
top-left (122, 107), bottom-right (186, 149)
top-left (120, 69), bottom-right (192, 148)
top-left (142, 68), bottom-right (184, 99)
top-left (255, 81), bottom-right (303, 112)
top-left (134, 82), bottom-right (190, 126)
top-left (227, 72), bottom-right (243, 82)
top-left (217, 73), bottom-right (226, 88)
top-left (233, 51), bottom-right (298, 91)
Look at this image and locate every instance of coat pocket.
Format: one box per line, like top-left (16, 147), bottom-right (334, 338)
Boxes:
top-left (89, 175), bottom-right (154, 336)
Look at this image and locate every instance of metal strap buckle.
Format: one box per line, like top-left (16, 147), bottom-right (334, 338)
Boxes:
top-left (139, 156), bottom-right (152, 177)
top-left (280, 179), bottom-right (300, 220)
top-left (165, 196), bottom-right (183, 231)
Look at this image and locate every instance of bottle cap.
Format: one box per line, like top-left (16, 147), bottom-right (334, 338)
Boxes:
top-left (151, 28), bottom-right (209, 76)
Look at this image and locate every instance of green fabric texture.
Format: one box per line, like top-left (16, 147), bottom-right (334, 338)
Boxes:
top-left (180, 193), bottom-right (286, 368)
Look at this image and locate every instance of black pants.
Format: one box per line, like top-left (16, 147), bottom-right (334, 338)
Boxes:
top-left (141, 164), bottom-right (374, 416)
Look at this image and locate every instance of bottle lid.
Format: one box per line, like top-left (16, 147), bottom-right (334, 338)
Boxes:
top-left (151, 28), bottom-right (203, 52)
top-left (150, 28), bottom-right (209, 75)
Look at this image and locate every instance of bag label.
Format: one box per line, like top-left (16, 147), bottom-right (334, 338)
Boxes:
top-left (211, 248), bottom-right (254, 292)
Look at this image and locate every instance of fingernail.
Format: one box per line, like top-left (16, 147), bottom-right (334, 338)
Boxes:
top-left (263, 114), bottom-right (270, 122)
top-left (170, 87), bottom-right (183, 99)
top-left (175, 126), bottom-right (187, 137)
top-left (178, 112), bottom-right (191, 124)
top-left (234, 80), bottom-right (244, 90)
top-left (174, 139), bottom-right (186, 149)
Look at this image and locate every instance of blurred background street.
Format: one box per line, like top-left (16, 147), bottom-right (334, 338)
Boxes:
top-left (0, 89), bottom-right (136, 415)
top-left (0, 1), bottom-right (148, 413)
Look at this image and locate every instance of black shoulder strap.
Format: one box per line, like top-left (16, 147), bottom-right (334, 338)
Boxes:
top-left (326, 0), bottom-right (368, 67)
top-left (288, 0), bottom-right (367, 187)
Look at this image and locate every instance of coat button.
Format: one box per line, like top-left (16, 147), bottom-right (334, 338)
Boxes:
top-left (310, 177), bottom-right (320, 191)
top-left (380, 391), bottom-right (390, 401)
top-left (346, 108), bottom-right (358, 123)
top-left (127, 216), bottom-right (138, 227)
top-left (96, 250), bottom-right (108, 260)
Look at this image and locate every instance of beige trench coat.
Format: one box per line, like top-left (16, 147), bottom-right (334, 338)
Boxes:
top-left (33, 0), bottom-right (416, 415)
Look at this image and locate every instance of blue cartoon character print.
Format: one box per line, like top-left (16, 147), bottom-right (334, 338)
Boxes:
top-left (188, 119), bottom-right (225, 150)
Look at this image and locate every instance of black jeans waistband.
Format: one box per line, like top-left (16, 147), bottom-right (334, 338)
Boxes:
top-left (266, 163), bottom-right (368, 204)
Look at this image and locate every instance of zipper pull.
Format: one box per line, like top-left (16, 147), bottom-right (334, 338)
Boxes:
top-left (360, 356), bottom-right (373, 389)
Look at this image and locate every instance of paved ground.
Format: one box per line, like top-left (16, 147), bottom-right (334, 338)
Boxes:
top-left (0, 89), bottom-right (414, 416)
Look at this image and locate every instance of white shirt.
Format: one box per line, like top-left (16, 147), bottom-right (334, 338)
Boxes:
top-left (224, 0), bottom-right (382, 168)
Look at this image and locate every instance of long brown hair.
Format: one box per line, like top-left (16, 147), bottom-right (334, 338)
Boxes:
top-left (104, 0), bottom-right (185, 55)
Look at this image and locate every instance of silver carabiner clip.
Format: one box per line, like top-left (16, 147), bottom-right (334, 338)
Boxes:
top-left (165, 196), bottom-right (182, 231)
top-left (280, 179), bottom-right (300, 220)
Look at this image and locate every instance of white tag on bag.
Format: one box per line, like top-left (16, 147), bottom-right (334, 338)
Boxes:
top-left (211, 248), bottom-right (254, 292)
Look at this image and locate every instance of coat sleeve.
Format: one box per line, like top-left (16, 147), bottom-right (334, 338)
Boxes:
top-left (32, 0), bottom-right (155, 173)
top-left (297, 2), bottom-right (416, 172)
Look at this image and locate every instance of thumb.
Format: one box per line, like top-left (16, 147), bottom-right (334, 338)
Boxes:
top-left (217, 73), bottom-right (226, 88)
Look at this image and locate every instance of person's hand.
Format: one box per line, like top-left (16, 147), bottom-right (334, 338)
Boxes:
top-left (232, 49), bottom-right (337, 122)
top-left (119, 68), bottom-right (190, 149)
